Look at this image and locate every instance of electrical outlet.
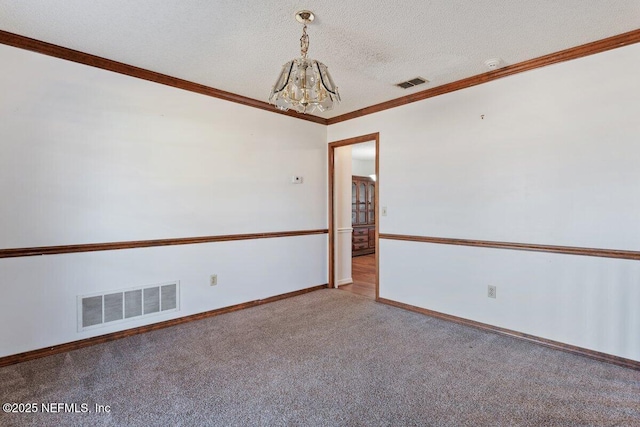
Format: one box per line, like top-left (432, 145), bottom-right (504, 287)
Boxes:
top-left (210, 274), bottom-right (218, 286)
top-left (488, 285), bottom-right (496, 298)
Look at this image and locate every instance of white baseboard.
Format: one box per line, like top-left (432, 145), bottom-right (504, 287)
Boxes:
top-left (337, 278), bottom-right (353, 286)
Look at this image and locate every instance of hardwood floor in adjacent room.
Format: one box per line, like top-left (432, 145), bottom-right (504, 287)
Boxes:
top-left (340, 253), bottom-right (376, 299)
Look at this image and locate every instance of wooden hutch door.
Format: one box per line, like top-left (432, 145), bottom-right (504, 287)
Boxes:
top-left (352, 176), bottom-right (376, 256)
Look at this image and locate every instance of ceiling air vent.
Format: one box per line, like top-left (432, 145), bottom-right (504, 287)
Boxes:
top-left (396, 77), bottom-right (428, 89)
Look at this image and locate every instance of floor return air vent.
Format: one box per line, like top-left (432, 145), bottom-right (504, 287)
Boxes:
top-left (78, 281), bottom-right (180, 331)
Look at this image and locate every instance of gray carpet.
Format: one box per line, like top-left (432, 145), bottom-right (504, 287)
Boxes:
top-left (1, 289), bottom-right (639, 426)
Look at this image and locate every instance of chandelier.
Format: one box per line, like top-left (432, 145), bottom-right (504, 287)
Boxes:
top-left (269, 10), bottom-right (340, 114)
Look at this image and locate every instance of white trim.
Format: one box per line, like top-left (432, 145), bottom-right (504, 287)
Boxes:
top-left (337, 227), bottom-right (353, 233)
top-left (337, 278), bottom-right (354, 286)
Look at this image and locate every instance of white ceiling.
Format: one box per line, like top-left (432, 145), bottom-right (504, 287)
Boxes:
top-left (1, 1), bottom-right (639, 119)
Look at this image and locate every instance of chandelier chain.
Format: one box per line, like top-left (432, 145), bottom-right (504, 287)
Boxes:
top-left (300, 24), bottom-right (309, 58)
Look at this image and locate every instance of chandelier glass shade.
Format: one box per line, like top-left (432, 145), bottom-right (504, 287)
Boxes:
top-left (269, 11), bottom-right (340, 114)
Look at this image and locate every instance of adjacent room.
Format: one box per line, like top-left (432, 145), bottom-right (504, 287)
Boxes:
top-left (1, 2), bottom-right (639, 425)
top-left (334, 140), bottom-right (378, 299)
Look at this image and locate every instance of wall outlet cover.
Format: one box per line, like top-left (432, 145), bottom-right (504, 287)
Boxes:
top-left (488, 285), bottom-right (496, 298)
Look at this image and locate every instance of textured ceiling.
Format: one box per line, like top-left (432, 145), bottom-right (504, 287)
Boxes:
top-left (1, 1), bottom-right (639, 119)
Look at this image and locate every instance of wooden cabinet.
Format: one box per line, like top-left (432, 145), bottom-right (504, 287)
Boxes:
top-left (352, 176), bottom-right (375, 257)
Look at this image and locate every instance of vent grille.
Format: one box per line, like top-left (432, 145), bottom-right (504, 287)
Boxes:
top-left (396, 77), bottom-right (428, 89)
top-left (78, 282), bottom-right (180, 331)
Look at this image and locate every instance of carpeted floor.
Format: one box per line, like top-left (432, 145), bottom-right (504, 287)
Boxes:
top-left (1, 289), bottom-right (639, 426)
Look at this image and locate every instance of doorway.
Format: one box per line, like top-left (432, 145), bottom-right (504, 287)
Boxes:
top-left (328, 133), bottom-right (379, 300)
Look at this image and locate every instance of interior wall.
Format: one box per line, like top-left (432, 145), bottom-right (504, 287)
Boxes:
top-left (351, 158), bottom-right (375, 177)
top-left (0, 44), bottom-right (328, 357)
top-left (328, 43), bottom-right (640, 361)
top-left (334, 146), bottom-right (353, 286)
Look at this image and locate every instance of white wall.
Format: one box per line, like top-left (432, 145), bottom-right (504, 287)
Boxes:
top-left (334, 146), bottom-right (353, 286)
top-left (352, 158), bottom-right (375, 177)
top-left (329, 43), bottom-right (640, 361)
top-left (0, 44), bottom-right (328, 357)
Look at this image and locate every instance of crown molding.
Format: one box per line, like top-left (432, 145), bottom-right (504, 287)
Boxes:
top-left (2, 28), bottom-right (639, 127)
top-left (327, 28), bottom-right (640, 125)
top-left (0, 30), bottom-right (328, 125)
